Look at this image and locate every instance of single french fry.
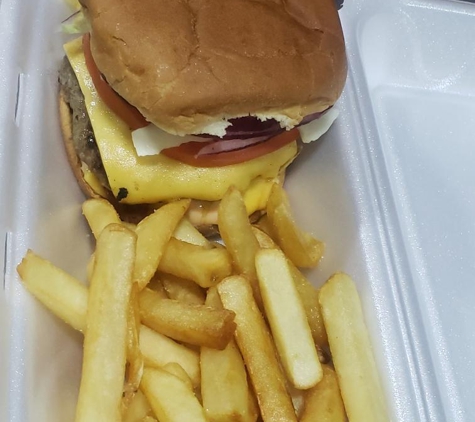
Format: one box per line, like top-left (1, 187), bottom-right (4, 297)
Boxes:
top-left (125, 283), bottom-right (144, 400)
top-left (75, 224), bottom-right (136, 422)
top-left (218, 276), bottom-right (297, 422)
top-left (319, 273), bottom-right (389, 422)
top-left (82, 198), bottom-right (122, 239)
top-left (123, 390), bottom-right (153, 422)
top-left (252, 226), bottom-right (277, 249)
top-left (134, 199), bottom-right (190, 290)
top-left (300, 364), bottom-right (346, 422)
top-left (139, 288), bottom-right (236, 349)
top-left (158, 238), bottom-right (232, 288)
top-left (162, 363), bottom-right (193, 391)
top-left (17, 250), bottom-right (88, 333)
top-left (287, 262), bottom-right (328, 349)
top-left (173, 217), bottom-right (212, 248)
top-left (250, 230), bottom-right (328, 350)
top-left (160, 273), bottom-right (205, 305)
top-left (141, 367), bottom-right (208, 422)
top-left (267, 184), bottom-right (324, 268)
top-left (256, 249), bottom-right (322, 389)
top-left (218, 187), bottom-right (262, 305)
top-left (139, 325), bottom-right (200, 387)
top-left (201, 287), bottom-right (251, 422)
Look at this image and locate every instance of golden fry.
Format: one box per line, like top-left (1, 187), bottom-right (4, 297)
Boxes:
top-left (267, 184), bottom-right (324, 268)
top-left (173, 217), bottom-right (212, 248)
top-left (300, 364), bottom-right (346, 422)
top-left (252, 226), bottom-right (277, 249)
top-left (201, 287), bottom-right (251, 422)
top-left (256, 249), bottom-right (322, 389)
top-left (160, 272), bottom-right (205, 305)
top-left (75, 224), bottom-right (136, 422)
top-left (125, 283), bottom-right (144, 400)
top-left (287, 262), bottom-right (328, 349)
top-left (218, 187), bottom-right (262, 305)
top-left (139, 288), bottom-right (236, 349)
top-left (123, 390), bottom-right (153, 422)
top-left (141, 367), bottom-right (208, 422)
top-left (17, 250), bottom-right (88, 333)
top-left (319, 273), bottom-right (389, 422)
top-left (82, 198), bottom-right (121, 239)
top-left (134, 200), bottom-right (190, 290)
top-left (162, 362), bottom-right (193, 391)
top-left (17, 249), bottom-right (200, 389)
top-left (218, 276), bottom-right (297, 422)
top-left (139, 325), bottom-right (200, 387)
top-left (158, 238), bottom-right (232, 288)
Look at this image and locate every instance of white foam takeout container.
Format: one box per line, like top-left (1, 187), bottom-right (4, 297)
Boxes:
top-left (1, 0), bottom-right (475, 420)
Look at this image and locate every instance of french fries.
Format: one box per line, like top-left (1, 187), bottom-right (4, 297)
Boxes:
top-left (139, 325), bottom-right (200, 387)
top-left (251, 225), bottom-right (276, 249)
top-left (82, 198), bottom-right (122, 238)
top-left (160, 272), bottom-right (206, 305)
top-left (300, 364), bottom-right (346, 422)
top-left (173, 217), bottom-right (212, 248)
top-left (253, 223), bottom-right (328, 350)
top-left (123, 390), bottom-right (154, 422)
top-left (218, 275), bottom-right (297, 422)
top-left (256, 249), bottom-right (322, 389)
top-left (162, 362), bottom-right (194, 391)
top-left (267, 183), bottom-right (324, 268)
top-left (319, 273), bottom-right (389, 422)
top-left (17, 252), bottom-right (200, 388)
top-left (141, 367), bottom-right (208, 422)
top-left (75, 224), bottom-right (136, 422)
top-left (18, 180), bottom-right (389, 422)
top-left (201, 287), bottom-right (252, 422)
top-left (17, 250), bottom-right (88, 332)
top-left (158, 237), bottom-right (233, 288)
top-left (125, 283), bottom-right (144, 400)
top-left (134, 200), bottom-right (190, 289)
top-left (218, 187), bottom-right (262, 305)
top-left (287, 262), bottom-right (328, 349)
top-left (139, 287), bottom-right (236, 349)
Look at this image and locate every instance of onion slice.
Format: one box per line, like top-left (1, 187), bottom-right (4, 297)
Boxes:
top-left (196, 135), bottom-right (272, 156)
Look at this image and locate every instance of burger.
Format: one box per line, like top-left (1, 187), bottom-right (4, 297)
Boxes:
top-left (58, 0), bottom-right (347, 232)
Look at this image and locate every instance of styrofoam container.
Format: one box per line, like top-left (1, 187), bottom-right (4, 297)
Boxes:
top-left (1, 0), bottom-right (475, 420)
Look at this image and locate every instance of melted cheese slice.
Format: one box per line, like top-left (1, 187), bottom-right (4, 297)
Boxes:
top-left (64, 37), bottom-right (297, 205)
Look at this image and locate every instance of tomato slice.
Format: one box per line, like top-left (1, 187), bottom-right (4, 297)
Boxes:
top-left (162, 129), bottom-right (299, 167)
top-left (82, 33), bottom-right (148, 130)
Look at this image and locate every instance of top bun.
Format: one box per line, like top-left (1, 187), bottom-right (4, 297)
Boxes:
top-left (81, 0), bottom-right (347, 136)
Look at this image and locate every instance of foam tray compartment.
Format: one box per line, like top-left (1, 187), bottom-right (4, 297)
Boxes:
top-left (1, 0), bottom-right (474, 421)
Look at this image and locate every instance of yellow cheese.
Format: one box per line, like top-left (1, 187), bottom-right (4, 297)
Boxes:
top-left (81, 165), bottom-right (109, 198)
top-left (64, 38), bottom-right (297, 205)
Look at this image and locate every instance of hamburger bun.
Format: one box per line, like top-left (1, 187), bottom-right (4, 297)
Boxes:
top-left (81, 0), bottom-right (346, 136)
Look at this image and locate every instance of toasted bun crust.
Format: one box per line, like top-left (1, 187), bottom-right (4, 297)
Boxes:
top-left (80, 0), bottom-right (346, 136)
